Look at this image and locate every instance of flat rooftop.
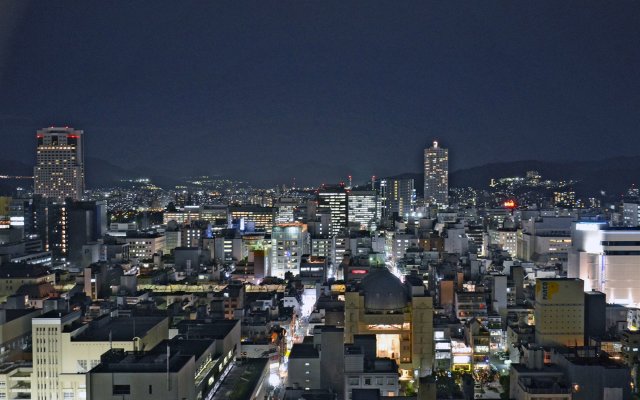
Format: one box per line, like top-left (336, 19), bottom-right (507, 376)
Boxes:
top-left (174, 319), bottom-right (239, 340)
top-left (72, 316), bottom-right (166, 342)
top-left (90, 349), bottom-right (192, 373)
top-left (211, 358), bottom-right (269, 400)
top-left (289, 344), bottom-right (319, 359)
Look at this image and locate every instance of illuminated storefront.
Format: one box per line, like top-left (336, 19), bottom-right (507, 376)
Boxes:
top-left (451, 340), bottom-right (472, 372)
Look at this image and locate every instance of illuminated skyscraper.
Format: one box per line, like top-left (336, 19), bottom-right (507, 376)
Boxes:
top-left (381, 178), bottom-right (414, 220)
top-left (317, 185), bottom-right (348, 237)
top-left (34, 127), bottom-right (85, 201)
top-left (424, 140), bottom-right (448, 208)
top-left (348, 190), bottom-right (380, 231)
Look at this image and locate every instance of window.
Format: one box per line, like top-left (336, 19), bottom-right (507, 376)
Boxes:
top-left (149, 385), bottom-right (152, 394)
top-left (364, 378), bottom-right (372, 385)
top-left (348, 377), bottom-right (359, 385)
top-left (112, 385), bottom-right (130, 395)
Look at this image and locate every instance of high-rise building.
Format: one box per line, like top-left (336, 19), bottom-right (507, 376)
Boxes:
top-left (317, 185), bottom-right (348, 237)
top-left (347, 190), bottom-right (380, 231)
top-left (34, 127), bottom-right (85, 201)
top-left (381, 178), bottom-right (414, 220)
top-left (423, 140), bottom-right (448, 208)
top-left (568, 222), bottom-right (640, 306)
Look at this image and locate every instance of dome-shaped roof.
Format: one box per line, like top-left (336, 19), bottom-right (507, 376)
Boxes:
top-left (360, 268), bottom-right (408, 312)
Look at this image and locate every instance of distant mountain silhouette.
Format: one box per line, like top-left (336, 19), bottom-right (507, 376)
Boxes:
top-left (385, 156), bottom-right (640, 199)
top-left (0, 159), bottom-right (32, 176)
top-left (1, 156), bottom-right (639, 197)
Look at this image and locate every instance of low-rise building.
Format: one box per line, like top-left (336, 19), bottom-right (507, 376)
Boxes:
top-left (32, 310), bottom-right (169, 400)
top-left (87, 337), bottom-right (232, 400)
top-left (288, 343), bottom-right (320, 390)
top-left (344, 344), bottom-right (398, 400)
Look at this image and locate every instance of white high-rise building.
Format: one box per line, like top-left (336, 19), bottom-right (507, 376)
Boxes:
top-left (424, 140), bottom-right (448, 208)
top-left (34, 127), bottom-right (85, 201)
top-left (568, 222), bottom-right (640, 306)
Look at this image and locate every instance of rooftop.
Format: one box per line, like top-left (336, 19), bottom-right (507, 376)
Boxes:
top-left (89, 348), bottom-right (192, 373)
top-left (174, 319), bottom-right (239, 340)
top-left (0, 263), bottom-right (52, 279)
top-left (72, 315), bottom-right (166, 342)
top-left (289, 343), bottom-right (319, 359)
top-left (211, 358), bottom-right (269, 400)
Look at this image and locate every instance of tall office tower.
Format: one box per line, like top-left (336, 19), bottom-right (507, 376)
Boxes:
top-left (534, 278), bottom-right (585, 347)
top-left (348, 190), bottom-right (380, 231)
top-left (423, 140), bottom-right (448, 208)
top-left (317, 185), bottom-right (348, 237)
top-left (381, 178), bottom-right (415, 221)
top-left (34, 127), bottom-right (85, 201)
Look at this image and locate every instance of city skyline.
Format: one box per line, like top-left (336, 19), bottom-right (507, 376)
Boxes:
top-left (1, 3), bottom-right (640, 400)
top-left (0, 2), bottom-right (639, 185)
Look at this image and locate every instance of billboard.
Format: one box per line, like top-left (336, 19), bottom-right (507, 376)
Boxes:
top-left (536, 280), bottom-right (559, 301)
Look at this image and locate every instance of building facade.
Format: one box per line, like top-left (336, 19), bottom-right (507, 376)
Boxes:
top-left (423, 140), bottom-right (448, 208)
top-left (34, 127), bottom-right (85, 202)
top-left (348, 191), bottom-right (380, 231)
top-left (344, 268), bottom-right (434, 378)
top-left (534, 278), bottom-right (585, 347)
top-left (569, 222), bottom-right (640, 307)
top-left (317, 185), bottom-right (348, 237)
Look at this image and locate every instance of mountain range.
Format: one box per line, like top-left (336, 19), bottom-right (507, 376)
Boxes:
top-left (0, 156), bottom-right (638, 198)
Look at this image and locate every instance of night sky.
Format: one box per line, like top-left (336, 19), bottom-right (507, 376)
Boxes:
top-left (1, 1), bottom-right (639, 185)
